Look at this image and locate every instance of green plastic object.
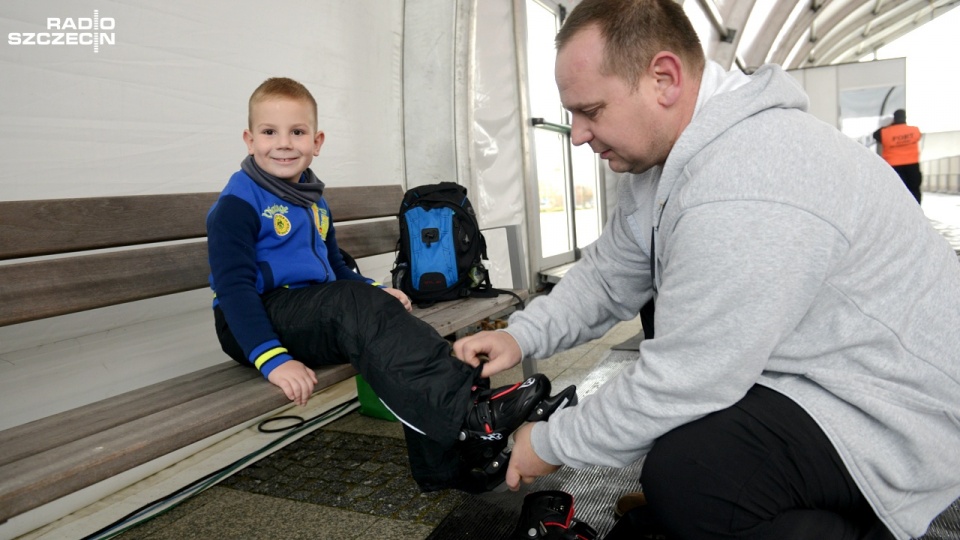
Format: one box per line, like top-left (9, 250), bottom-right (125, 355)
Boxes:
top-left (355, 374), bottom-right (398, 422)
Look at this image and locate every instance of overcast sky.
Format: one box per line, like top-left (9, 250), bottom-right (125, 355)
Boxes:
top-left (876, 7), bottom-right (960, 134)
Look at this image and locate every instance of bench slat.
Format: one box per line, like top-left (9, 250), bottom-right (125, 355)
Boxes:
top-left (0, 222), bottom-right (403, 326)
top-left (325, 185), bottom-right (403, 221)
top-left (0, 194), bottom-right (217, 260)
top-left (0, 363), bottom-right (258, 467)
top-left (414, 290), bottom-right (528, 337)
top-left (0, 186), bottom-right (400, 262)
top-left (335, 220), bottom-right (401, 259)
top-left (0, 242), bottom-right (210, 327)
top-left (0, 224), bottom-right (405, 327)
top-left (0, 363), bottom-right (357, 524)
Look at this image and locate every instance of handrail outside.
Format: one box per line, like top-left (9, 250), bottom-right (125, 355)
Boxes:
top-left (921, 155), bottom-right (960, 194)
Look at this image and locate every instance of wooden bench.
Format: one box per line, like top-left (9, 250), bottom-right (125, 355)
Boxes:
top-left (0, 184), bottom-right (527, 527)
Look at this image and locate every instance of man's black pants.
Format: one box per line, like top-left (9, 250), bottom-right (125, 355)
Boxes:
top-left (214, 280), bottom-right (481, 487)
top-left (606, 385), bottom-right (894, 540)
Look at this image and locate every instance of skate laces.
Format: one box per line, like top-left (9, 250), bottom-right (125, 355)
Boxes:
top-left (469, 378), bottom-right (533, 434)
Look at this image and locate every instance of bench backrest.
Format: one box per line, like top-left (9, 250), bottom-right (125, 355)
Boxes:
top-left (0, 185), bottom-right (403, 327)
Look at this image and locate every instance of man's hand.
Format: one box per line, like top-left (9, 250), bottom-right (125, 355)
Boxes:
top-left (453, 330), bottom-right (522, 378)
top-left (267, 360), bottom-right (318, 406)
top-left (506, 423), bottom-right (561, 490)
top-left (382, 287), bottom-right (412, 312)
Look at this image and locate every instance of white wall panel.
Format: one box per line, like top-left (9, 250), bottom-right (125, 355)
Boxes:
top-left (0, 0), bottom-right (404, 201)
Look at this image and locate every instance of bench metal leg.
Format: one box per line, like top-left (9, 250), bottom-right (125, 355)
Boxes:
top-left (503, 224), bottom-right (528, 291)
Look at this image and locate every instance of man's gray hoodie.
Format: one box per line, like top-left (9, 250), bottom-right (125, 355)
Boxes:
top-left (506, 62), bottom-right (960, 539)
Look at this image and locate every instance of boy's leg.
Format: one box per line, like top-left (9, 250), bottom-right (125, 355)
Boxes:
top-left (400, 423), bottom-right (463, 491)
top-left (262, 282), bottom-right (478, 489)
top-left (633, 385), bottom-right (893, 540)
top-left (262, 281), bottom-right (477, 442)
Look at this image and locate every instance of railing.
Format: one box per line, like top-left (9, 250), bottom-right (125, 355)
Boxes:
top-left (921, 155), bottom-right (960, 194)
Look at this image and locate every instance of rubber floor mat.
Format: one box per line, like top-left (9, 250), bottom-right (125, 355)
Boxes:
top-left (426, 459), bottom-right (645, 539)
top-left (922, 498), bottom-right (960, 539)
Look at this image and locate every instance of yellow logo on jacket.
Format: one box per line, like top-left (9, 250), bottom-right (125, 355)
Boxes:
top-left (273, 214), bottom-right (291, 236)
top-left (313, 205), bottom-right (329, 240)
top-left (262, 204), bottom-right (291, 237)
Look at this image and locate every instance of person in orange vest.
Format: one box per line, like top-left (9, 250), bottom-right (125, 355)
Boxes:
top-left (873, 109), bottom-right (923, 203)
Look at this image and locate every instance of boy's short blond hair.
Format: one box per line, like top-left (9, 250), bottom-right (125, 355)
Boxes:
top-left (248, 77), bottom-right (318, 130)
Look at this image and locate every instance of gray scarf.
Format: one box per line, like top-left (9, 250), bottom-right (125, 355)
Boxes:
top-left (241, 154), bottom-right (325, 207)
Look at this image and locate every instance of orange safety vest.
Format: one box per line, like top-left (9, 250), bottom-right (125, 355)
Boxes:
top-left (879, 124), bottom-right (921, 166)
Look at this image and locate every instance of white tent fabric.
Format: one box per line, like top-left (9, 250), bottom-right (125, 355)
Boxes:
top-left (471, 0), bottom-right (526, 230)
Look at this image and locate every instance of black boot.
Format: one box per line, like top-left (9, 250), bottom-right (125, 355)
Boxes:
top-left (511, 490), bottom-right (598, 540)
top-left (457, 374), bottom-right (578, 492)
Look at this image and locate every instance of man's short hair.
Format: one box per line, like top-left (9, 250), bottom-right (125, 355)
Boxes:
top-left (248, 77), bottom-right (318, 130)
top-left (555, 0), bottom-right (706, 88)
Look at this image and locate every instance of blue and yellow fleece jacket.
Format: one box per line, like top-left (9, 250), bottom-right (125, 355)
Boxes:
top-left (206, 170), bottom-right (378, 378)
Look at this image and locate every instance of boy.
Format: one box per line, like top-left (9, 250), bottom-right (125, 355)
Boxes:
top-left (206, 77), bottom-right (575, 491)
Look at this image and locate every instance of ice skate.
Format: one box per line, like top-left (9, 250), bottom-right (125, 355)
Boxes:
top-left (457, 373), bottom-right (578, 491)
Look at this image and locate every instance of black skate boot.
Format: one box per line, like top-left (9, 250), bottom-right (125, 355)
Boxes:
top-left (457, 373), bottom-right (578, 492)
top-left (511, 490), bottom-right (598, 540)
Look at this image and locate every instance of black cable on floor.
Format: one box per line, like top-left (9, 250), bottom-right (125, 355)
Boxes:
top-left (80, 398), bottom-right (358, 540)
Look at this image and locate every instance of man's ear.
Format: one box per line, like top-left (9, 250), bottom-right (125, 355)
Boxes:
top-left (649, 52), bottom-right (684, 107)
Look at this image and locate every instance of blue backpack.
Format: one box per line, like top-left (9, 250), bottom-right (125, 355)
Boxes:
top-left (391, 182), bottom-right (496, 305)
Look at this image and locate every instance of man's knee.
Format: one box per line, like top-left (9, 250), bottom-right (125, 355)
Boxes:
top-left (636, 433), bottom-right (702, 537)
top-left (638, 413), bottom-right (744, 536)
top-left (640, 418), bottom-right (706, 498)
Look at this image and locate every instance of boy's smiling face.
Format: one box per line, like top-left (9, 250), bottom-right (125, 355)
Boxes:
top-left (244, 97), bottom-right (324, 182)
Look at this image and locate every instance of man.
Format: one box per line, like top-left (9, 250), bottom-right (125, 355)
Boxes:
top-left (873, 109), bottom-right (923, 203)
top-left (454, 0), bottom-right (960, 538)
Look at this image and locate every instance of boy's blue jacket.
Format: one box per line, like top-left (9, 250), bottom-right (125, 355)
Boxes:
top-left (206, 169), bottom-right (378, 378)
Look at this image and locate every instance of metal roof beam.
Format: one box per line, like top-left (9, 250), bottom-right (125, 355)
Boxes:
top-left (818, 1), bottom-right (955, 64)
top-left (790, 0), bottom-right (922, 67)
top-left (695, 0), bottom-right (737, 41)
top-left (741, 0), bottom-right (804, 68)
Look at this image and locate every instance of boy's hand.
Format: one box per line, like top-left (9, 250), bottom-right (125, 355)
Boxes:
top-left (453, 330), bottom-right (522, 378)
top-left (267, 360), bottom-right (318, 406)
top-left (382, 287), bottom-right (412, 312)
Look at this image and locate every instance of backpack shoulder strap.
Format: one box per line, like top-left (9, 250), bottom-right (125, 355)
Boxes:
top-left (468, 285), bottom-right (526, 310)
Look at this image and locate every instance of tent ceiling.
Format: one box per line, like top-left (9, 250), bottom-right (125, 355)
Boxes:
top-left (700, 0), bottom-right (959, 71)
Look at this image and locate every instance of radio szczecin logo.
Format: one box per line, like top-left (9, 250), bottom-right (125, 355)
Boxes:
top-left (8, 10), bottom-right (116, 53)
